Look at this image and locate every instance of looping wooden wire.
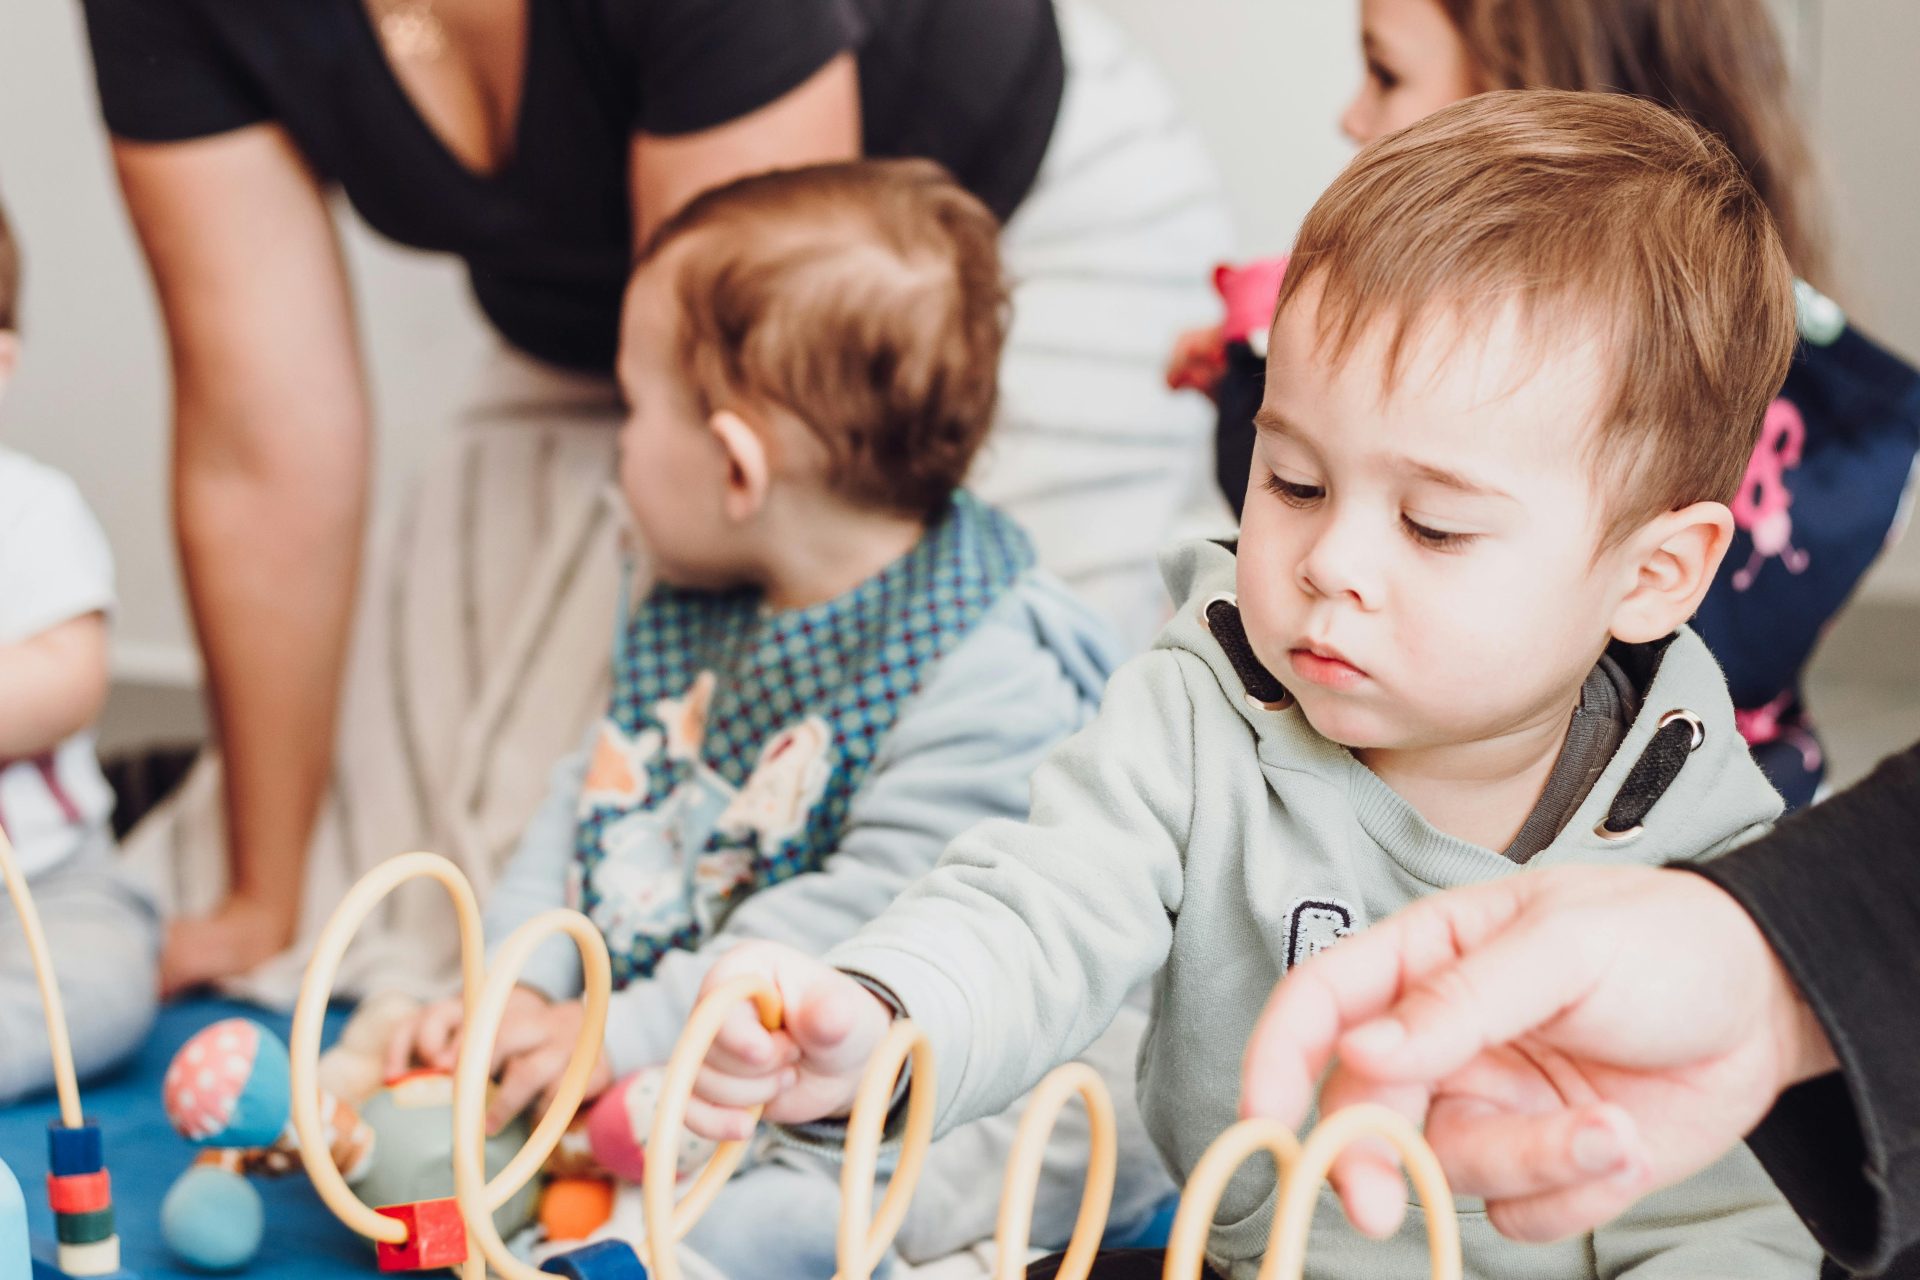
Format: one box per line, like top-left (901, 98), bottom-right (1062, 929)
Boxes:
top-left (834, 1019), bottom-right (937, 1280)
top-left (290, 852), bottom-right (490, 1279)
top-left (1164, 1108), bottom-right (1461, 1280)
top-left (642, 977), bottom-right (938, 1280)
top-left (0, 826), bottom-right (84, 1128)
top-left (450, 909), bottom-right (614, 1280)
top-left (992, 1063), bottom-right (1116, 1280)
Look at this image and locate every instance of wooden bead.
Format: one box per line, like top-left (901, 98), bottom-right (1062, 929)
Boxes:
top-left (45, 1173), bottom-right (110, 1216)
top-left (538, 1178), bottom-right (614, 1243)
top-left (373, 1198), bottom-right (468, 1272)
top-left (45, 1126), bottom-right (103, 1178)
top-left (55, 1207), bottom-right (116, 1246)
top-left (56, 1234), bottom-right (121, 1277)
top-left (538, 1239), bottom-right (649, 1280)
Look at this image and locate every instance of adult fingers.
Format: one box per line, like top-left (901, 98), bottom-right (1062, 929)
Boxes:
top-left (1422, 1096), bottom-right (1643, 1203)
top-left (1483, 1155), bottom-right (1656, 1244)
top-left (1338, 894), bottom-right (1604, 1086)
top-left (1312, 1069), bottom-right (1447, 1240)
top-left (1241, 880), bottom-right (1522, 1124)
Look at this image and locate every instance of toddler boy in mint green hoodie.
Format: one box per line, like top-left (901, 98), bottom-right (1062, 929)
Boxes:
top-left (685, 92), bottom-right (1822, 1279)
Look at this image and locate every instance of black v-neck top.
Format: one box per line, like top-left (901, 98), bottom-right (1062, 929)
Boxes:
top-left (80, 0), bottom-right (1064, 372)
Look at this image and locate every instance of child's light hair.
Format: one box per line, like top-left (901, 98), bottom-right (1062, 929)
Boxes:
top-left (1277, 90), bottom-right (1796, 546)
top-left (640, 160), bottom-right (1008, 520)
top-left (0, 191), bottom-right (19, 333)
top-left (1437, 0), bottom-right (1827, 287)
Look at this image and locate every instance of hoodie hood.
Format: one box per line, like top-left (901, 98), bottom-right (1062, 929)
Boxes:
top-left (1154, 538), bottom-right (1782, 880)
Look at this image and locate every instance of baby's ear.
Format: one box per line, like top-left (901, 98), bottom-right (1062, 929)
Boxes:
top-left (708, 410), bottom-right (771, 523)
top-left (1607, 501), bottom-right (1736, 644)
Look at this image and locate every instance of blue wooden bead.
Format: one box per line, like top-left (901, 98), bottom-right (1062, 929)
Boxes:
top-left (45, 1126), bottom-right (103, 1179)
top-left (539, 1240), bottom-right (648, 1280)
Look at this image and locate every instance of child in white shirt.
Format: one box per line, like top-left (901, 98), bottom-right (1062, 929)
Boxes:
top-left (0, 193), bottom-right (159, 1102)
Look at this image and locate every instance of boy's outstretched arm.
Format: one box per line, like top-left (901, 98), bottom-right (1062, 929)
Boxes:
top-left (691, 651), bottom-right (1201, 1139)
top-left (0, 614), bottom-right (109, 759)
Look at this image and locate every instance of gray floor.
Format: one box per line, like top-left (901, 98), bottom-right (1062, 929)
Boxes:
top-left (98, 604), bottom-right (1919, 794)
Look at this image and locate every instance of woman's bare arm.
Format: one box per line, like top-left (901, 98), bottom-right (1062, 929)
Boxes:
top-left (112, 125), bottom-right (371, 994)
top-left (627, 52), bottom-right (860, 243)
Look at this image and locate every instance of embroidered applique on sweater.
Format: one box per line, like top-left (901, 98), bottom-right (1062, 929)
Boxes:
top-left (571, 492), bottom-right (1035, 986)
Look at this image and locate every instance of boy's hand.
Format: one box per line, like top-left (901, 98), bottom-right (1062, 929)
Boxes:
top-left (686, 943), bottom-right (894, 1141)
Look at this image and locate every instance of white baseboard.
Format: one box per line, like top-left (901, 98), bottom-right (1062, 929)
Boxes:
top-left (110, 640), bottom-right (202, 690)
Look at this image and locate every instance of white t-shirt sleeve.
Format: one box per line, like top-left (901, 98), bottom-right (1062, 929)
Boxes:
top-left (0, 452), bottom-right (116, 646)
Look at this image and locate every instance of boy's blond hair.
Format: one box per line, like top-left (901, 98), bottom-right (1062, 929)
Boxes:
top-left (1277, 90), bottom-right (1796, 545)
top-left (641, 160), bottom-right (1008, 519)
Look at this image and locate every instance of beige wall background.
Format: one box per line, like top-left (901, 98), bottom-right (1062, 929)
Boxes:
top-left (0, 0), bottom-right (1915, 686)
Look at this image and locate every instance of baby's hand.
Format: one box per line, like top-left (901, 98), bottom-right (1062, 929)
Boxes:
top-left (685, 943), bottom-right (893, 1141)
top-left (383, 984), bottom-right (550, 1080)
top-left (1165, 324), bottom-right (1228, 400)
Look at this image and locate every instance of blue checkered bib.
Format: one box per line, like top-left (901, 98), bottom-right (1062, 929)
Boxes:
top-left (571, 492), bottom-right (1035, 986)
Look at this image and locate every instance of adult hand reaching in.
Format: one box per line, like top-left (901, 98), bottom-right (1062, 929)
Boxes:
top-left (1239, 866), bottom-right (1838, 1244)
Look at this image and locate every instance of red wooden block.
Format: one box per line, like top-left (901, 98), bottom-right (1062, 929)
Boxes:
top-left (374, 1198), bottom-right (468, 1272)
top-left (46, 1170), bottom-right (112, 1215)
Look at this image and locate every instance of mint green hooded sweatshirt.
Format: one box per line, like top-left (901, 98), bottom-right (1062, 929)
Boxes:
top-left (826, 540), bottom-right (1818, 1279)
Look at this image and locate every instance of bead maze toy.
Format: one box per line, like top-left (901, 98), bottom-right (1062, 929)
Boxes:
top-left (282, 847), bottom-right (1463, 1280)
top-left (0, 827), bottom-right (136, 1280)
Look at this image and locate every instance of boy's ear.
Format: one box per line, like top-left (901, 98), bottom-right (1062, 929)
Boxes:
top-left (708, 409), bottom-right (771, 522)
top-left (1608, 501), bottom-right (1736, 644)
top-left (0, 331), bottom-right (18, 387)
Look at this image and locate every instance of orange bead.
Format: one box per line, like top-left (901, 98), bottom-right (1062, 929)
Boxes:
top-left (46, 1171), bottom-right (111, 1215)
top-left (538, 1177), bottom-right (615, 1243)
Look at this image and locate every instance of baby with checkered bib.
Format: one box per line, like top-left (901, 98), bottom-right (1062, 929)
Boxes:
top-left (388, 160), bottom-right (1176, 1276)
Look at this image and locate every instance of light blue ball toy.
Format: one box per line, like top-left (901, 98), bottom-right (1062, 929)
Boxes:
top-left (160, 1164), bottom-right (265, 1273)
top-left (2, 1155), bottom-right (30, 1280)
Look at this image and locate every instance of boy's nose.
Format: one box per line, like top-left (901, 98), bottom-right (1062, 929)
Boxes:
top-left (1297, 523), bottom-right (1376, 609)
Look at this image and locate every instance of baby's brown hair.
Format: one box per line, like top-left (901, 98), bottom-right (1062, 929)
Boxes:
top-left (641, 160), bottom-right (1008, 519)
top-left (1277, 90), bottom-right (1797, 546)
top-left (0, 191), bottom-right (20, 333)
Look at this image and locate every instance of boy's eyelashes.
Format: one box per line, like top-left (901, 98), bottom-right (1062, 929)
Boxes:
top-left (1365, 57), bottom-right (1401, 92)
top-left (1400, 515), bottom-right (1476, 553)
top-left (1261, 472), bottom-right (1482, 553)
top-left (1262, 472), bottom-right (1323, 508)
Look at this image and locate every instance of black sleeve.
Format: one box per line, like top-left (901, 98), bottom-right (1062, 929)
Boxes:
top-left (1687, 742), bottom-right (1920, 1275)
top-left (626, 0), bottom-right (862, 137)
top-left (79, 0), bottom-right (270, 142)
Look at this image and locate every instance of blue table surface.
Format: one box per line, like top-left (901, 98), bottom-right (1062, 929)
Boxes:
top-left (1, 998), bottom-right (370, 1280)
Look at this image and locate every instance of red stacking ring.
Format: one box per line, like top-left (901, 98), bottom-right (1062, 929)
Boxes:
top-left (46, 1170), bottom-right (112, 1215)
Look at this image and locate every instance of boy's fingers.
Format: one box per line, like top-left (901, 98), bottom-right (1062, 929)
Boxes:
top-left (790, 982), bottom-right (885, 1078)
top-left (693, 1064), bottom-right (796, 1111)
top-left (709, 1001), bottom-right (783, 1071)
top-left (1324, 1133), bottom-right (1413, 1240)
top-left (682, 1095), bottom-right (758, 1144)
top-left (1423, 1098), bottom-right (1641, 1203)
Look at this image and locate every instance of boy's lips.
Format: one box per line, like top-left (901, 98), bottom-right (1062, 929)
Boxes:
top-left (1287, 642), bottom-right (1367, 690)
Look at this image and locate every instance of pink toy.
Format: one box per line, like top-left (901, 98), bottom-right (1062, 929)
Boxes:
top-left (584, 1069), bottom-right (716, 1184)
top-left (1214, 256), bottom-right (1290, 350)
top-left (164, 1020), bottom-right (292, 1149)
